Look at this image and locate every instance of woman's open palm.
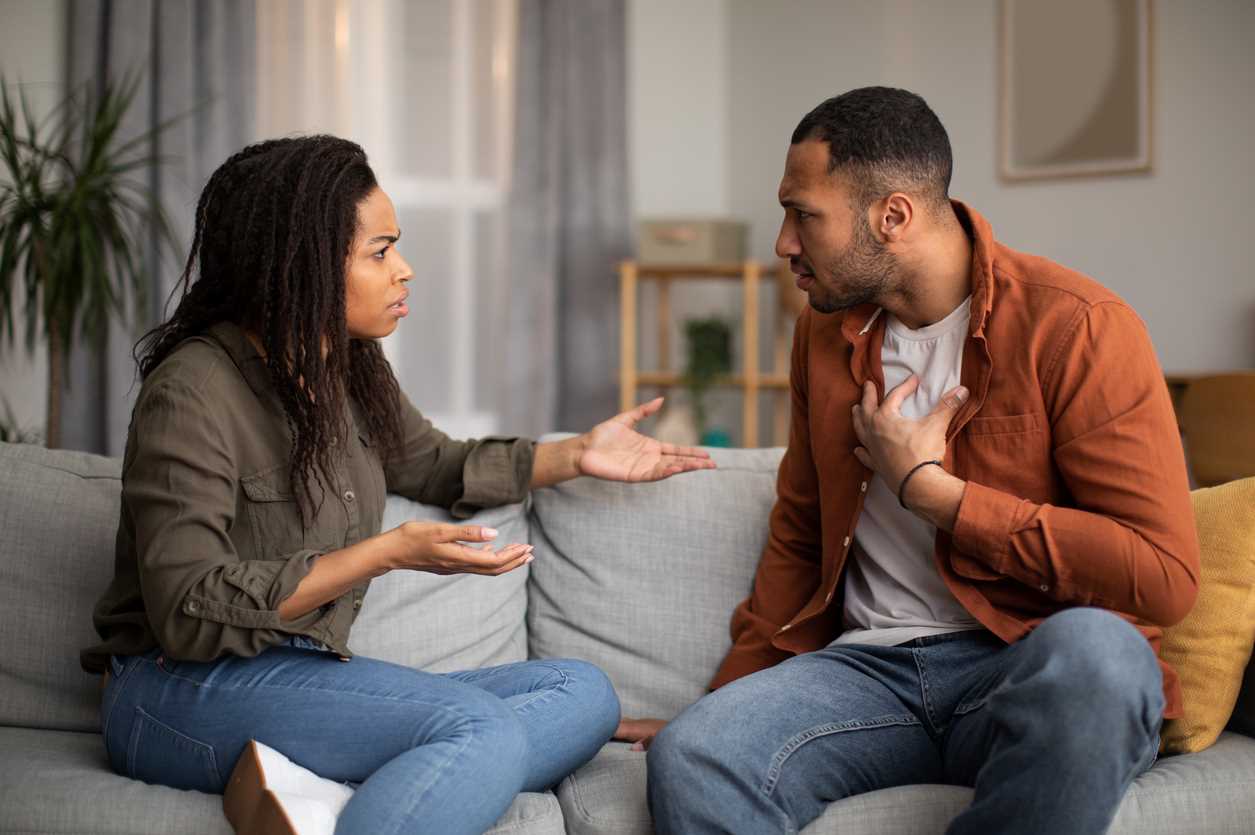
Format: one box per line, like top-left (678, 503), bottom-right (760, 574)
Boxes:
top-left (579, 398), bottom-right (716, 482)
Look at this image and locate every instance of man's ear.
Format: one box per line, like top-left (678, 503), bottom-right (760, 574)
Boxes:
top-left (873, 193), bottom-right (914, 242)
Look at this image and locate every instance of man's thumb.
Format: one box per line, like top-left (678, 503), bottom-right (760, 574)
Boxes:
top-left (936, 385), bottom-right (969, 416)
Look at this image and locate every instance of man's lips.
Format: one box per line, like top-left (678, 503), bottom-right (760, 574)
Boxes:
top-left (791, 266), bottom-right (815, 290)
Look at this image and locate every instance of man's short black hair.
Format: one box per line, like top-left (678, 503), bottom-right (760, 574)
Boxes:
top-left (791, 87), bottom-right (953, 213)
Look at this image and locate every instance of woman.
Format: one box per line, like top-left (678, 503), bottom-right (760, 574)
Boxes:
top-left (80, 136), bottom-right (714, 835)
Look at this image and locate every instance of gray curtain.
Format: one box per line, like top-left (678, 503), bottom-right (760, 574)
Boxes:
top-left (61, 0), bottom-right (255, 455)
top-left (502, 0), bottom-right (631, 437)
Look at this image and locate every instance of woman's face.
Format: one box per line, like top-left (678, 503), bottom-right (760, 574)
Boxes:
top-left (345, 187), bottom-right (413, 339)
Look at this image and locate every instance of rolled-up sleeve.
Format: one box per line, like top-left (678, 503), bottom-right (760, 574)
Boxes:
top-left (125, 382), bottom-right (328, 661)
top-left (383, 392), bottom-right (535, 518)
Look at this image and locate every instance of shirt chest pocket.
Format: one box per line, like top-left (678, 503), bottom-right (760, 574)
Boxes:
top-left (238, 467), bottom-right (334, 558)
top-left (957, 412), bottom-right (1052, 505)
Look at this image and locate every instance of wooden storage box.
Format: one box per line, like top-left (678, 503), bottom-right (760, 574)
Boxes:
top-left (637, 218), bottom-right (747, 264)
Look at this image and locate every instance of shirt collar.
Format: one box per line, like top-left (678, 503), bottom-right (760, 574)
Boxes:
top-left (204, 321), bottom-right (274, 403)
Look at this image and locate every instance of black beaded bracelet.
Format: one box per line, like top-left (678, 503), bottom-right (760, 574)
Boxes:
top-left (897, 459), bottom-right (944, 510)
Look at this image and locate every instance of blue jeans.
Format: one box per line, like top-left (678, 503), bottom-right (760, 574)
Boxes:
top-left (649, 608), bottom-right (1163, 835)
top-left (101, 637), bottom-right (621, 835)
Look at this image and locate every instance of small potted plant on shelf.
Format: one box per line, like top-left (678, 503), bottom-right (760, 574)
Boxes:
top-left (683, 316), bottom-right (733, 447)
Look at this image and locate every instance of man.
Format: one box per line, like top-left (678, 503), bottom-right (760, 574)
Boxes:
top-left (634, 87), bottom-right (1200, 834)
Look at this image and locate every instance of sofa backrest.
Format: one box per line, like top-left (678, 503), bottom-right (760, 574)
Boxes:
top-left (0, 442), bottom-right (122, 732)
top-left (525, 442), bottom-right (782, 719)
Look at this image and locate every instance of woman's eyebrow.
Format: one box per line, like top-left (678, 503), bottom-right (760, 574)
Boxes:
top-left (366, 231), bottom-right (401, 245)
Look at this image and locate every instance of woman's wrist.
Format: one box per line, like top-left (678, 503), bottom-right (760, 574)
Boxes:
top-left (530, 434), bottom-right (589, 488)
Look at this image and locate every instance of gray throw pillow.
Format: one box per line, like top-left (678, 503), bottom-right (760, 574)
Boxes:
top-left (527, 437), bottom-right (782, 719)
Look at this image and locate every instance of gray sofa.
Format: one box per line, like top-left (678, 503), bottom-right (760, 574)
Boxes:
top-left (2, 437), bottom-right (1254, 835)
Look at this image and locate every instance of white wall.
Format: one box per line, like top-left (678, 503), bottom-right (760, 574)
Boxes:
top-left (0, 0), bottom-right (65, 437)
top-left (635, 0), bottom-right (1255, 375)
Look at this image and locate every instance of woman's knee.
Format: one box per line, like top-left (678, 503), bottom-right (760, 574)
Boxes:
top-left (551, 658), bottom-right (621, 736)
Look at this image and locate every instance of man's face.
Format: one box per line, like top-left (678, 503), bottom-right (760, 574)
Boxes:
top-left (775, 139), bottom-right (897, 314)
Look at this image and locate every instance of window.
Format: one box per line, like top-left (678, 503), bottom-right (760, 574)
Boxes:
top-left (256, 0), bottom-right (516, 437)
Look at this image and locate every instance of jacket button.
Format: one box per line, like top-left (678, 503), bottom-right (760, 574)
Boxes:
top-left (860, 481), bottom-right (868, 493)
top-left (779, 623), bottom-right (792, 633)
top-left (344, 490), bottom-right (356, 503)
top-left (186, 601), bottom-right (199, 613)
top-left (842, 536), bottom-right (851, 548)
top-left (826, 589), bottom-right (834, 603)
top-left (1040, 584), bottom-right (1049, 592)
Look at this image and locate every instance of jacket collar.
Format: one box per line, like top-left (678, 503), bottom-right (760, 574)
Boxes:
top-left (204, 321), bottom-right (275, 404)
top-left (840, 199), bottom-right (997, 346)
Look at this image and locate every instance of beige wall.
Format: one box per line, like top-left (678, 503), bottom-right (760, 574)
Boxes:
top-left (0, 0), bottom-right (65, 436)
top-left (634, 0), bottom-right (1255, 377)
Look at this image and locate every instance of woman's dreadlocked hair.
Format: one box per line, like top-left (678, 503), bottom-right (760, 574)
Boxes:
top-left (134, 135), bottom-right (404, 521)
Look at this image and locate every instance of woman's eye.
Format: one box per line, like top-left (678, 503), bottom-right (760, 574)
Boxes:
top-left (373, 246), bottom-right (390, 260)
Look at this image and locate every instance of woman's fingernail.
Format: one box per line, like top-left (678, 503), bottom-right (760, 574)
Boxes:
top-left (483, 527), bottom-right (498, 538)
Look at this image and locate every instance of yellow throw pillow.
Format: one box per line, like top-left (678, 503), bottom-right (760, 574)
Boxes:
top-left (1159, 477), bottom-right (1255, 754)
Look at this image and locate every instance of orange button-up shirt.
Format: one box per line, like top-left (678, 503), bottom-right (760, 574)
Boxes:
top-left (710, 202), bottom-right (1200, 719)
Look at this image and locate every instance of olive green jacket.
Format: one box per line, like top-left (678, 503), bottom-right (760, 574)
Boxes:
top-left (80, 322), bottom-right (534, 673)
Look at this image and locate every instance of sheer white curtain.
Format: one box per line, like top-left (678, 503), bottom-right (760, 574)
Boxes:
top-left (255, 0), bottom-right (516, 439)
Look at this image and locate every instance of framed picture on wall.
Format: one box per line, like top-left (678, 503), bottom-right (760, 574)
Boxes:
top-left (998, 0), bottom-right (1152, 181)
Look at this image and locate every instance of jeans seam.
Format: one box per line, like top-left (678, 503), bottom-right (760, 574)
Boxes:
top-left (150, 656), bottom-right (493, 744)
top-left (913, 648), bottom-right (940, 736)
top-left (505, 663), bottom-right (571, 715)
top-left (101, 656), bottom-right (141, 742)
top-left (381, 715), bottom-right (480, 835)
top-left (761, 714), bottom-right (921, 798)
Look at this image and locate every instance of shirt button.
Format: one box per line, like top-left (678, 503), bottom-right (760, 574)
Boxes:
top-left (186, 601), bottom-right (199, 613)
top-left (1040, 584), bottom-right (1050, 592)
top-left (343, 490), bottom-right (356, 503)
top-left (860, 481), bottom-right (868, 493)
top-left (353, 598), bottom-right (362, 610)
top-left (329, 436), bottom-right (338, 446)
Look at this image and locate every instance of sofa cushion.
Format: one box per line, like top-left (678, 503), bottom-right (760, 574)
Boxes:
top-left (0, 443), bottom-right (122, 733)
top-left (346, 495), bottom-right (531, 672)
top-left (527, 440), bottom-right (782, 719)
top-left (0, 726), bottom-right (229, 835)
top-left (1160, 477), bottom-right (1255, 754)
top-left (0, 726), bottom-right (566, 835)
top-left (555, 733), bottom-right (1255, 835)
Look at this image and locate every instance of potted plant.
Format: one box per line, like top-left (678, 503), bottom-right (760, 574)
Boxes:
top-left (683, 316), bottom-right (733, 446)
top-left (0, 73), bottom-right (178, 448)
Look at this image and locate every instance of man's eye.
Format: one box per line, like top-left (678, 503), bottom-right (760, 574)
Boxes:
top-left (796, 210), bottom-right (811, 221)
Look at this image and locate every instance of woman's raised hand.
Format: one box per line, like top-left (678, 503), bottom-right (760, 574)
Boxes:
top-left (391, 522), bottom-right (533, 576)
top-left (579, 397), bottom-right (717, 483)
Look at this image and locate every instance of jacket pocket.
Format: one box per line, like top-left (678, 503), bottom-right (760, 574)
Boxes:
top-left (240, 465), bottom-right (312, 558)
top-left (957, 412), bottom-right (1052, 506)
top-left (126, 706), bottom-right (223, 793)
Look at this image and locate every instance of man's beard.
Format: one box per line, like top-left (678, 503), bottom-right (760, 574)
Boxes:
top-left (807, 217), bottom-right (897, 314)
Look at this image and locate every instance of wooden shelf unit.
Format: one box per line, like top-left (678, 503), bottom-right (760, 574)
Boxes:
top-left (618, 259), bottom-right (795, 448)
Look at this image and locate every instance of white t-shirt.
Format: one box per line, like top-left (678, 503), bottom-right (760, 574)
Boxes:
top-left (835, 298), bottom-right (983, 647)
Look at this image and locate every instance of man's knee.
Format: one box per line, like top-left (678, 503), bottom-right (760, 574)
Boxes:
top-left (1022, 608), bottom-right (1162, 709)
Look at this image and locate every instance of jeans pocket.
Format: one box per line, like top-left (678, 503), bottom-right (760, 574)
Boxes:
top-left (126, 706), bottom-right (223, 793)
